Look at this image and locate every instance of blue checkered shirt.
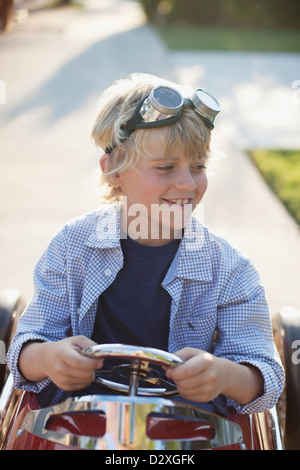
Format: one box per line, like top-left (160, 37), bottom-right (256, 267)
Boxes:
top-left (7, 205), bottom-right (284, 414)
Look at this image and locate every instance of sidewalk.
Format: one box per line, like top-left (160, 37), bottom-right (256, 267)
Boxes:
top-left (1, 0), bottom-right (300, 314)
top-left (168, 50), bottom-right (300, 314)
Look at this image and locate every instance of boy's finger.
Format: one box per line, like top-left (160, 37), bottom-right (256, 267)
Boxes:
top-left (171, 347), bottom-right (204, 362)
top-left (166, 352), bottom-right (209, 380)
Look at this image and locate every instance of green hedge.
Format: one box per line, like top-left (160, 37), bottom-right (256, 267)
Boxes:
top-left (140, 0), bottom-right (300, 29)
top-left (248, 150), bottom-right (300, 226)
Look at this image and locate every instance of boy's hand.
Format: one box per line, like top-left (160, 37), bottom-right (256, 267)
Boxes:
top-left (165, 347), bottom-right (264, 405)
top-left (19, 336), bottom-right (103, 392)
top-left (165, 347), bottom-right (226, 403)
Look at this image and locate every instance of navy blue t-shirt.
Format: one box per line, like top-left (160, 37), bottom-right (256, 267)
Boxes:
top-left (81, 236), bottom-right (218, 414)
top-left (92, 236), bottom-right (181, 350)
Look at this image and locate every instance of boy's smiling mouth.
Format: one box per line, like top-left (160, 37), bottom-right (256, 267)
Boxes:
top-left (161, 198), bottom-right (193, 206)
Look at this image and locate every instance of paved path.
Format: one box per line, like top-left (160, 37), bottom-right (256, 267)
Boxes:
top-left (1, 0), bottom-right (300, 314)
top-left (169, 51), bottom-right (300, 315)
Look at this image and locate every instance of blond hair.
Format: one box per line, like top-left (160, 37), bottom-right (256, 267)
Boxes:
top-left (91, 73), bottom-right (212, 202)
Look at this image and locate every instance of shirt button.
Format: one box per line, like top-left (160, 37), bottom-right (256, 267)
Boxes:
top-left (104, 268), bottom-right (112, 277)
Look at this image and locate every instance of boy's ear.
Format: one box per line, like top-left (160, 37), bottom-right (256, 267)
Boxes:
top-left (100, 153), bottom-right (121, 188)
top-left (100, 153), bottom-right (109, 173)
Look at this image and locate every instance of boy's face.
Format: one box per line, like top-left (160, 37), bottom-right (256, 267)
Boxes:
top-left (116, 132), bottom-right (208, 245)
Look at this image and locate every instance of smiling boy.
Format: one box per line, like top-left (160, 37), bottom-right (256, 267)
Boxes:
top-left (7, 73), bottom-right (284, 414)
top-left (101, 136), bottom-right (207, 244)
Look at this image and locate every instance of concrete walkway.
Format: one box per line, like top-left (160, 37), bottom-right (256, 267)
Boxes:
top-left (1, 0), bottom-right (300, 314)
top-left (169, 51), bottom-right (300, 315)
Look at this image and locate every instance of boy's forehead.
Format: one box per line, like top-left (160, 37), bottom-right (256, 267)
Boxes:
top-left (144, 150), bottom-right (205, 163)
top-left (144, 146), bottom-right (184, 161)
top-left (132, 124), bottom-right (208, 164)
top-left (141, 132), bottom-right (185, 158)
top-left (145, 137), bottom-right (204, 161)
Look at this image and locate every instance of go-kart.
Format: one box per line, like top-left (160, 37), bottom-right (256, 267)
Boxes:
top-left (0, 288), bottom-right (299, 451)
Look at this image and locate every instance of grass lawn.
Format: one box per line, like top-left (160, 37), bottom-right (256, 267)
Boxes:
top-left (156, 25), bottom-right (300, 52)
top-left (248, 149), bottom-right (300, 225)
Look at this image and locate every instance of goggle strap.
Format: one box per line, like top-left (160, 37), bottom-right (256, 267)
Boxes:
top-left (105, 145), bottom-right (114, 154)
top-left (183, 97), bottom-right (194, 107)
top-left (105, 111), bottom-right (183, 154)
top-left (135, 109), bottom-right (183, 129)
top-left (194, 112), bottom-right (214, 130)
top-left (105, 97), bottom-right (148, 153)
top-left (123, 95), bottom-right (149, 137)
top-left (183, 97), bottom-right (214, 130)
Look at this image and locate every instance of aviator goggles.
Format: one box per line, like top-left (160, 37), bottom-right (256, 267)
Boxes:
top-left (105, 85), bottom-right (220, 154)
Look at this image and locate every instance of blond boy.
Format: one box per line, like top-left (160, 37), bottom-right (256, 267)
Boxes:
top-left (7, 74), bottom-right (284, 413)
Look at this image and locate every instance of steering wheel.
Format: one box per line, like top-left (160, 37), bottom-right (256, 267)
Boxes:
top-left (80, 343), bottom-right (183, 397)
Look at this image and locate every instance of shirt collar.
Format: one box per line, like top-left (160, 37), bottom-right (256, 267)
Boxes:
top-left (170, 216), bottom-right (213, 282)
top-left (85, 203), bottom-right (122, 249)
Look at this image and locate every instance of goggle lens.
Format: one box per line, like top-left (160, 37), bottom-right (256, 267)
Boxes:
top-left (191, 89), bottom-right (220, 123)
top-left (150, 86), bottom-right (183, 115)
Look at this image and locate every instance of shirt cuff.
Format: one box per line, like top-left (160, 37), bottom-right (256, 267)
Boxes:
top-left (216, 357), bottom-right (285, 414)
top-left (6, 333), bottom-right (52, 393)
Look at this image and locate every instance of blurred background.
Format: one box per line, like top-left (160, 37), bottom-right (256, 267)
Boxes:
top-left (0, 0), bottom-right (300, 315)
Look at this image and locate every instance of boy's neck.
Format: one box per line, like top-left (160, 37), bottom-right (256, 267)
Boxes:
top-left (119, 205), bottom-right (184, 247)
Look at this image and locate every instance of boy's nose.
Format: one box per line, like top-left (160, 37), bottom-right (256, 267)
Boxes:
top-left (174, 168), bottom-right (197, 191)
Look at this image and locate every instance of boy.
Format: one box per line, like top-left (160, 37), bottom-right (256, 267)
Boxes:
top-left (7, 73), bottom-right (284, 414)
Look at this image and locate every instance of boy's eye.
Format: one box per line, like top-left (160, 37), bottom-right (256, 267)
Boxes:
top-left (192, 164), bottom-right (206, 171)
top-left (157, 165), bottom-right (174, 171)
top-left (155, 162), bottom-right (206, 172)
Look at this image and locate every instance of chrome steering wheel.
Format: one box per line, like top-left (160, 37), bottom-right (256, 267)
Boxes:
top-left (80, 343), bottom-right (183, 397)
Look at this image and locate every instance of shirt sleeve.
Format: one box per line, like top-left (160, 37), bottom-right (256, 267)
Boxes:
top-left (6, 226), bottom-right (71, 393)
top-left (213, 257), bottom-right (285, 414)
